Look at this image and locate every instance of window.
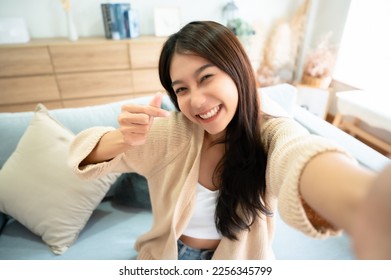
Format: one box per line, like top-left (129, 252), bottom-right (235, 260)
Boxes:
top-left (333, 0), bottom-right (391, 97)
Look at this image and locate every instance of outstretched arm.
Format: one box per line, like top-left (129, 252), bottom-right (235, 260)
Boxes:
top-left (352, 163), bottom-right (391, 259)
top-left (299, 151), bottom-right (391, 259)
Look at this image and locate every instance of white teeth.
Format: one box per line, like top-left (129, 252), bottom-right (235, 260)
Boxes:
top-left (199, 105), bottom-right (220, 120)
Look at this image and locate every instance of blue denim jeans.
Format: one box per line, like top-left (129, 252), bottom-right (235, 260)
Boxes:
top-left (177, 239), bottom-right (215, 260)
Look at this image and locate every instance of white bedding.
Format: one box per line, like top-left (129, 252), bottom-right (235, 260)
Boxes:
top-left (336, 90), bottom-right (391, 132)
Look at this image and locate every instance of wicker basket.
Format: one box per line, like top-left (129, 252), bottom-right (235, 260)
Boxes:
top-left (301, 73), bottom-right (331, 89)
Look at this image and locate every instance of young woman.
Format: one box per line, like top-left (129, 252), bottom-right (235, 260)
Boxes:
top-left (69, 21), bottom-right (390, 260)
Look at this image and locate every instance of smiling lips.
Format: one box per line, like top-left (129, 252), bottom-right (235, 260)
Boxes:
top-left (197, 105), bottom-right (221, 120)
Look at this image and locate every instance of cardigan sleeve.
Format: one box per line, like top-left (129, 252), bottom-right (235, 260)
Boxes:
top-left (68, 126), bottom-right (130, 180)
top-left (68, 112), bottom-right (195, 180)
top-left (261, 116), bottom-right (357, 238)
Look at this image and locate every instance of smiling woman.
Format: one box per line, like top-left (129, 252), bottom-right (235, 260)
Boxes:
top-left (68, 20), bottom-right (391, 260)
top-left (169, 54), bottom-right (238, 137)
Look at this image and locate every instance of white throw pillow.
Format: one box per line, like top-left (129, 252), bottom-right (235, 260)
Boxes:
top-left (0, 104), bottom-right (119, 255)
top-left (260, 83), bottom-right (298, 117)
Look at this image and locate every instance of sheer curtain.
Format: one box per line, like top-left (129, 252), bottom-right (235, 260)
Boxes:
top-left (333, 0), bottom-right (391, 98)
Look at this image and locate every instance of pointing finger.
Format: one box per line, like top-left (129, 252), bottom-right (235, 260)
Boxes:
top-left (149, 92), bottom-right (164, 108)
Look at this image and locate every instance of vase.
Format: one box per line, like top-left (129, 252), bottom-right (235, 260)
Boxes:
top-left (301, 73), bottom-right (331, 89)
top-left (66, 11), bottom-right (78, 41)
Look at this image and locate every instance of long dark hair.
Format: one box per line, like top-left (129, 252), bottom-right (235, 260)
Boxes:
top-left (159, 21), bottom-right (270, 240)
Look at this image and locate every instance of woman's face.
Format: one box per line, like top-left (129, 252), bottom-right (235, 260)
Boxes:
top-left (170, 53), bottom-right (239, 139)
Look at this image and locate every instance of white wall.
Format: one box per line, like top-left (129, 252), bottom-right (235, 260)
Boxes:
top-left (0, 0), bottom-right (347, 41)
top-left (0, 0), bottom-right (350, 82)
top-left (0, 0), bottom-right (301, 38)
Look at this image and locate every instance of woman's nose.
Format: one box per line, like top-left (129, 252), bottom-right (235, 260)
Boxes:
top-left (190, 88), bottom-right (206, 109)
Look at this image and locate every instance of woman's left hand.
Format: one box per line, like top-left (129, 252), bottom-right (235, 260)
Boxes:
top-left (351, 163), bottom-right (391, 259)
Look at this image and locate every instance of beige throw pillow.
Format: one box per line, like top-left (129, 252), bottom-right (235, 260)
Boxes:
top-left (0, 104), bottom-right (119, 255)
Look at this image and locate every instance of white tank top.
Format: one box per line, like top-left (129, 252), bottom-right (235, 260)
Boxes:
top-left (182, 182), bottom-right (222, 240)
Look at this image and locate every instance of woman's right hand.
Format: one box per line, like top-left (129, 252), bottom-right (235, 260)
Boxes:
top-left (117, 93), bottom-right (170, 146)
top-left (80, 93), bottom-right (170, 165)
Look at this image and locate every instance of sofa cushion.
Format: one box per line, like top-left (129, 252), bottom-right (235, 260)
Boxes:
top-left (0, 212), bottom-right (6, 234)
top-left (112, 173), bottom-right (151, 209)
top-left (260, 83), bottom-right (297, 117)
top-left (0, 104), bottom-right (119, 255)
top-left (0, 110), bottom-right (34, 168)
top-left (0, 200), bottom-right (153, 260)
top-left (0, 94), bottom-right (175, 169)
top-left (294, 106), bottom-right (390, 172)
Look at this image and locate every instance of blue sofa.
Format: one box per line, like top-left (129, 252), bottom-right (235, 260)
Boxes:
top-left (0, 84), bottom-right (389, 260)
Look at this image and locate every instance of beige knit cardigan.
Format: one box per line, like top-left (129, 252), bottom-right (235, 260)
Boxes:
top-left (69, 111), bottom-right (347, 259)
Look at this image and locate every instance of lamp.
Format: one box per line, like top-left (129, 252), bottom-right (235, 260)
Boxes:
top-left (222, 0), bottom-right (239, 26)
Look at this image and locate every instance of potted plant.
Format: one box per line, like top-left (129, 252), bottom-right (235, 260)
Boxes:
top-left (227, 18), bottom-right (255, 50)
top-left (301, 32), bottom-right (336, 88)
top-left (227, 18), bottom-right (255, 37)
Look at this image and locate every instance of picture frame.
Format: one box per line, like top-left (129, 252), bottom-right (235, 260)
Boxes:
top-left (154, 7), bottom-right (181, 37)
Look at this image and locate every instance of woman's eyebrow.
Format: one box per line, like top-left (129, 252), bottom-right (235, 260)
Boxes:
top-left (171, 63), bottom-right (214, 87)
top-left (194, 63), bottom-right (214, 76)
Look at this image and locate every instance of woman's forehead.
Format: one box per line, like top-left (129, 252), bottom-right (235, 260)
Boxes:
top-left (170, 54), bottom-right (212, 77)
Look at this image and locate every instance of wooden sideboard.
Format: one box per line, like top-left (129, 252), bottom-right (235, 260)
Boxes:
top-left (0, 36), bottom-right (166, 112)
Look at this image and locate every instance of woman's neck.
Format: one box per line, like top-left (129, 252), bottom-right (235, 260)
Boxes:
top-left (204, 130), bottom-right (225, 147)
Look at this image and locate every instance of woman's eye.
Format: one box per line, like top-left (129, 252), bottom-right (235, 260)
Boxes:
top-left (200, 74), bottom-right (212, 82)
top-left (175, 87), bottom-right (186, 94)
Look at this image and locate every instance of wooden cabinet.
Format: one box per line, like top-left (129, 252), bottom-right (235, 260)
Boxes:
top-left (50, 43), bottom-right (130, 73)
top-left (130, 37), bottom-right (164, 69)
top-left (0, 36), bottom-right (166, 112)
top-left (0, 47), bottom-right (53, 77)
top-left (0, 75), bottom-right (60, 105)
